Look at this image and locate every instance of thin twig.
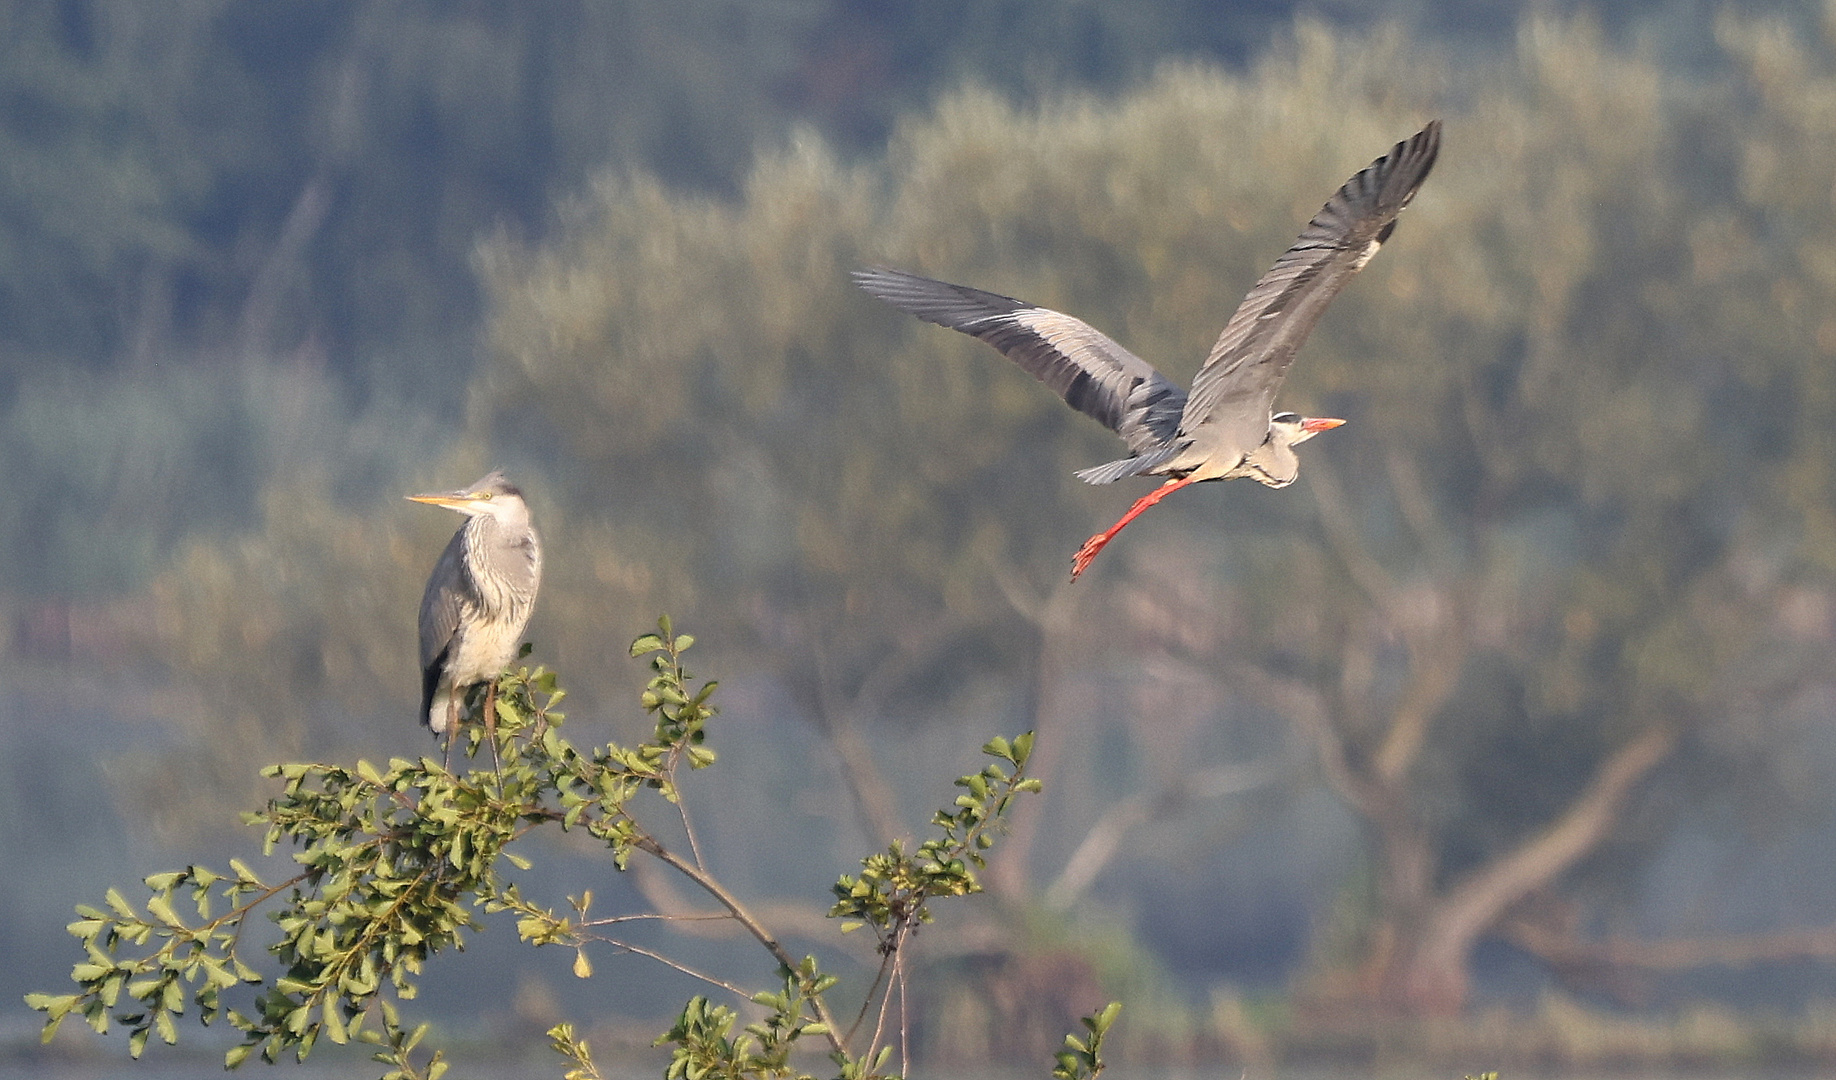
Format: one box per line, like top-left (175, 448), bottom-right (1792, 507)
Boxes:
top-left (865, 939), bottom-right (894, 1073)
top-left (596, 938), bottom-right (753, 998)
top-left (579, 911), bottom-right (732, 928)
top-left (847, 954), bottom-right (893, 1047)
top-left (638, 835), bottom-right (847, 1056)
top-left (671, 756), bottom-right (709, 872)
top-left (896, 941), bottom-right (911, 1080)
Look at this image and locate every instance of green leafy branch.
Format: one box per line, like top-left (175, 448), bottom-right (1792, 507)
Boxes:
top-left (1051, 1002), bottom-right (1121, 1080)
top-left (27, 619), bottom-right (1071, 1080)
top-left (828, 732), bottom-right (1042, 1075)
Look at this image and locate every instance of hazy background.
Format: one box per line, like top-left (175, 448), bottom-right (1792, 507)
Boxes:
top-left (13, 0), bottom-right (1836, 1073)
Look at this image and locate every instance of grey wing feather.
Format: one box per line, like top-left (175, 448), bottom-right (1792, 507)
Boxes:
top-left (418, 530), bottom-right (469, 677)
top-left (854, 267), bottom-right (1185, 455)
top-left (1181, 121), bottom-right (1442, 442)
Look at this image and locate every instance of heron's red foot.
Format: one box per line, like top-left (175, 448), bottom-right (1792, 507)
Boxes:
top-left (1069, 476), bottom-right (1195, 580)
top-left (1070, 533), bottom-right (1111, 580)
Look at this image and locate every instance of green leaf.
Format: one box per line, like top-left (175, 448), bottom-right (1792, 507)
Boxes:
top-left (103, 888), bottom-right (136, 919)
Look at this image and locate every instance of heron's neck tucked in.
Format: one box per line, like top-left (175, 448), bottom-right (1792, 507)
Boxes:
top-left (460, 511), bottom-right (542, 620)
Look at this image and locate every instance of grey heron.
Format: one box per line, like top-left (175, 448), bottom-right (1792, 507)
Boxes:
top-left (408, 470), bottom-right (543, 759)
top-left (855, 121), bottom-right (1440, 579)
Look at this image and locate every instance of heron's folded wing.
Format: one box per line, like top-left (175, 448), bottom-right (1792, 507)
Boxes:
top-left (418, 530), bottom-right (469, 672)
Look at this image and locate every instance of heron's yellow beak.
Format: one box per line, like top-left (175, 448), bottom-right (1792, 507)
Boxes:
top-left (406, 493), bottom-right (467, 507)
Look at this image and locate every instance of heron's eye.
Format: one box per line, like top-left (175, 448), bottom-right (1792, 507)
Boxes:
top-left (1271, 411), bottom-right (1300, 425)
top-left (472, 491), bottom-right (492, 500)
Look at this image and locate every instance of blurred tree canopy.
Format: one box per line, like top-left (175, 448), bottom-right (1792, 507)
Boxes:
top-left (31, 0), bottom-right (1836, 1019)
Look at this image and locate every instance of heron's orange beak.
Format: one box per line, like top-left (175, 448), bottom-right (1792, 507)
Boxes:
top-left (1300, 417), bottom-right (1346, 433)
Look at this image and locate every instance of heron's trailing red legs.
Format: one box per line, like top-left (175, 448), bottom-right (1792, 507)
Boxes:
top-left (1070, 475), bottom-right (1197, 580)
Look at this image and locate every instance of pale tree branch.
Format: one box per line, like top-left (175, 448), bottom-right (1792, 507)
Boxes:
top-left (982, 560), bottom-right (1083, 900)
top-left (625, 856), bottom-right (847, 946)
top-left (811, 611), bottom-right (970, 848)
top-left (1372, 607), bottom-right (1470, 785)
top-left (1043, 758), bottom-right (1286, 910)
top-left (1306, 456), bottom-right (1399, 613)
top-left (1428, 724), bottom-right (1678, 962)
top-left (1384, 449), bottom-right (1459, 562)
top-left (636, 836), bottom-right (847, 1056)
top-left (1227, 661), bottom-right (1385, 820)
top-left (1503, 918), bottom-right (1836, 971)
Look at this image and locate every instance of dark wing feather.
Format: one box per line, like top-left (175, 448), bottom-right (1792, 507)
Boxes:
top-left (416, 529), bottom-right (468, 721)
top-left (420, 641), bottom-right (451, 724)
top-left (1180, 121), bottom-right (1441, 443)
top-left (854, 267), bottom-right (1185, 455)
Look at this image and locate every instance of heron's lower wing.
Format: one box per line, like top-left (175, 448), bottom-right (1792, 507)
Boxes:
top-left (421, 644), bottom-right (451, 726)
top-left (855, 267), bottom-right (1184, 453)
top-left (418, 531), bottom-right (469, 670)
top-left (1182, 121), bottom-right (1441, 438)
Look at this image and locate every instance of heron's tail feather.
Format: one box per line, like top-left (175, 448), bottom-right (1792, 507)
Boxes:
top-left (421, 651), bottom-right (450, 733)
top-left (1075, 445), bottom-right (1180, 485)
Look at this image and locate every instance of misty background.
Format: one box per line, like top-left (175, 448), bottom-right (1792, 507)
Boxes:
top-left (13, 0), bottom-right (1836, 1071)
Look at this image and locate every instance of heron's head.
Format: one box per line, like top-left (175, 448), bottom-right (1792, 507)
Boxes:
top-left (406, 470), bottom-right (529, 522)
top-left (1271, 411), bottom-right (1346, 446)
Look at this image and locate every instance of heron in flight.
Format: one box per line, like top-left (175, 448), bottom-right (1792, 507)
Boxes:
top-left (856, 121), bottom-right (1440, 578)
top-left (408, 470), bottom-right (543, 762)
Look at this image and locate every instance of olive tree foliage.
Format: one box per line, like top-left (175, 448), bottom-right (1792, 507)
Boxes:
top-left (476, 9), bottom-right (1836, 1013)
top-left (119, 6), bottom-right (1836, 1017)
top-left (31, 621), bottom-right (1097, 1080)
top-left (1205, 12), bottom-right (1836, 1013)
top-left (465, 26), bottom-right (1459, 849)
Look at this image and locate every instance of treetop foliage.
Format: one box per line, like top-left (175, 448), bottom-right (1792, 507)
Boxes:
top-left (30, 621), bottom-right (1079, 1080)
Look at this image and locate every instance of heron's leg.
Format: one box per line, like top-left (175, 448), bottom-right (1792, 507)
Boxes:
top-left (442, 694), bottom-right (459, 769)
top-left (1070, 476), bottom-right (1196, 580)
top-left (483, 678), bottom-right (502, 773)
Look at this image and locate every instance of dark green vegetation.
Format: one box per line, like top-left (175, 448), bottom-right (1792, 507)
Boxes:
top-left (16, 0), bottom-right (1836, 1073)
top-left (29, 623), bottom-right (1094, 1080)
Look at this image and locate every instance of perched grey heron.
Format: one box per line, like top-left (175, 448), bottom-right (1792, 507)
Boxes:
top-left (856, 121), bottom-right (1440, 579)
top-left (408, 470), bottom-right (543, 758)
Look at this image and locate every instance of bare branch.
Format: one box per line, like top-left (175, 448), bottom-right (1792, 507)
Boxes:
top-left (1227, 661), bottom-right (1384, 819)
top-left (1431, 725), bottom-right (1677, 956)
top-left (1504, 918), bottom-right (1836, 971)
top-left (1373, 610), bottom-right (1470, 784)
top-left (811, 611), bottom-right (972, 848)
top-left (626, 858), bottom-right (844, 945)
top-left (1306, 456), bottom-right (1398, 613)
top-left (589, 937), bottom-right (753, 998)
top-left (1044, 759), bottom-right (1285, 910)
top-left (1384, 449), bottom-right (1458, 561)
top-left (638, 836), bottom-right (847, 1055)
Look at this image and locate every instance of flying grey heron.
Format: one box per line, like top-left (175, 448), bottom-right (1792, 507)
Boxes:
top-left (855, 120), bottom-right (1440, 579)
top-left (408, 470), bottom-right (543, 759)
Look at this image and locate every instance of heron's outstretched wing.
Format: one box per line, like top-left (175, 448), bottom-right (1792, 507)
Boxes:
top-left (417, 529), bottom-right (469, 720)
top-left (854, 268), bottom-right (1185, 455)
top-left (1181, 121), bottom-right (1441, 445)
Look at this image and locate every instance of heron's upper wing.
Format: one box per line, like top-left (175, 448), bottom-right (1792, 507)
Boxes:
top-left (854, 268), bottom-right (1185, 454)
top-left (418, 529), bottom-right (469, 672)
top-left (1181, 121), bottom-right (1441, 443)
